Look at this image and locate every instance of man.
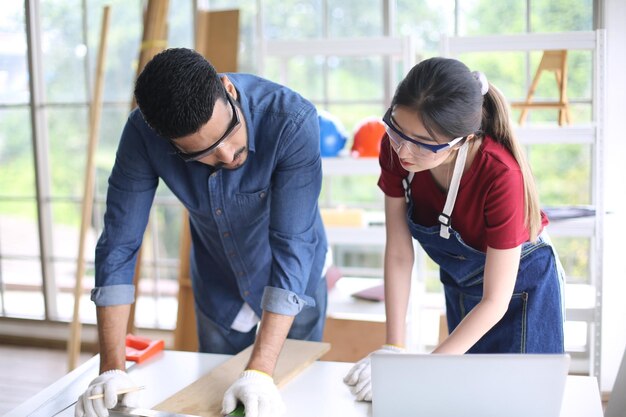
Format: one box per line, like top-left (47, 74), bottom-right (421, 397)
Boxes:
top-left (76, 48), bottom-right (328, 417)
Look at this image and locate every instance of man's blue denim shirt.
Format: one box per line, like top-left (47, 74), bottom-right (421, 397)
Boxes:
top-left (91, 73), bottom-right (328, 331)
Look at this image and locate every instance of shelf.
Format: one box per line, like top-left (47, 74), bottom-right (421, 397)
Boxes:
top-left (441, 31), bottom-right (598, 54)
top-left (325, 226), bottom-right (385, 246)
top-left (264, 36), bottom-right (415, 57)
top-left (322, 29), bottom-right (605, 378)
top-left (321, 125), bottom-right (597, 177)
top-left (327, 277), bottom-right (385, 321)
top-left (565, 284), bottom-right (598, 322)
top-left (322, 157), bottom-right (379, 176)
top-left (548, 216), bottom-right (595, 237)
top-left (324, 214), bottom-right (596, 247)
top-left (515, 125), bottom-right (597, 145)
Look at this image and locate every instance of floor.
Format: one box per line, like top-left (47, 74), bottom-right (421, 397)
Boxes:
top-left (0, 344), bottom-right (93, 415)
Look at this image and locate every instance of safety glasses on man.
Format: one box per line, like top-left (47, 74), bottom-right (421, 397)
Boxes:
top-left (170, 92), bottom-right (241, 162)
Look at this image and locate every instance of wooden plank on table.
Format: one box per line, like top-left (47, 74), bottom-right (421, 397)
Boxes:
top-left (154, 339), bottom-right (330, 417)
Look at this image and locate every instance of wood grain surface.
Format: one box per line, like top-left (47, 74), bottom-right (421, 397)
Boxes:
top-left (154, 339), bottom-right (330, 416)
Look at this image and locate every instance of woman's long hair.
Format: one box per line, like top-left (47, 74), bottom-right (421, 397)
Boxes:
top-left (393, 57), bottom-right (541, 241)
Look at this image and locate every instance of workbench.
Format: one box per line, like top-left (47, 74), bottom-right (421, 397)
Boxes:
top-left (7, 350), bottom-right (604, 417)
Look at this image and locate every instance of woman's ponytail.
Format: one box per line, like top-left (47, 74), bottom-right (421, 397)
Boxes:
top-left (482, 84), bottom-right (542, 242)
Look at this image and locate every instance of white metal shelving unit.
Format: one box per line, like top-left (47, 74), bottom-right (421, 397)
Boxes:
top-left (259, 34), bottom-right (418, 257)
top-left (259, 32), bottom-right (606, 366)
top-left (441, 30), bottom-right (606, 378)
top-left (257, 36), bottom-right (443, 350)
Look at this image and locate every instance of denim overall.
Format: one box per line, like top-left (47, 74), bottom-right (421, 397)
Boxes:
top-left (404, 142), bottom-right (564, 353)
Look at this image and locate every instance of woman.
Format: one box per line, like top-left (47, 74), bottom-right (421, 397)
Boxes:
top-left (344, 57), bottom-right (565, 401)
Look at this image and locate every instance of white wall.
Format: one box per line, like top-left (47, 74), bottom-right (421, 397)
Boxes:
top-left (601, 0), bottom-right (626, 393)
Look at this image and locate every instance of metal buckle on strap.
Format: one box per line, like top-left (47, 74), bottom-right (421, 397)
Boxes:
top-left (438, 213), bottom-right (451, 227)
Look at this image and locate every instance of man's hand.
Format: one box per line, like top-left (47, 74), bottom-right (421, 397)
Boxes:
top-left (343, 344), bottom-right (405, 402)
top-left (222, 370), bottom-right (286, 417)
top-left (75, 369), bottom-right (139, 417)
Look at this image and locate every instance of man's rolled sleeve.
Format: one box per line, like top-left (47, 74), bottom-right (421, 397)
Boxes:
top-left (90, 284), bottom-right (135, 306)
top-left (261, 286), bottom-right (315, 316)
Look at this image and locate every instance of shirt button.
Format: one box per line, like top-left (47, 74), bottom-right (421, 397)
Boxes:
top-left (243, 290), bottom-right (250, 296)
top-left (259, 192), bottom-right (266, 199)
top-left (238, 271), bottom-right (245, 277)
top-left (215, 208), bottom-right (222, 215)
top-left (223, 232), bottom-right (230, 238)
top-left (228, 251), bottom-right (236, 257)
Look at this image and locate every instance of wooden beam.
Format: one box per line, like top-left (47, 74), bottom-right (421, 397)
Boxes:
top-left (67, 5), bottom-right (111, 371)
top-left (172, 210), bottom-right (197, 352)
top-left (127, 0), bottom-right (170, 334)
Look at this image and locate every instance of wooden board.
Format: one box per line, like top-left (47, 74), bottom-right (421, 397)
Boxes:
top-left (154, 339), bottom-right (330, 416)
top-left (195, 9), bottom-right (239, 73)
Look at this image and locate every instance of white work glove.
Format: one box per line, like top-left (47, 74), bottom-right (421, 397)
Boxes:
top-left (75, 369), bottom-right (140, 417)
top-left (343, 344), bottom-right (405, 402)
top-left (222, 369), bottom-right (286, 417)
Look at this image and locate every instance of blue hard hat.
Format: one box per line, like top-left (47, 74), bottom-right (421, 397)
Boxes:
top-left (318, 110), bottom-right (347, 157)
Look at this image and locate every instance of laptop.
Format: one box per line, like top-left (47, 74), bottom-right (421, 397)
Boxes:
top-left (371, 352), bottom-right (570, 417)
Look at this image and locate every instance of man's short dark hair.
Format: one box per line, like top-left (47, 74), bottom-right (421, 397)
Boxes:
top-left (134, 48), bottom-right (227, 139)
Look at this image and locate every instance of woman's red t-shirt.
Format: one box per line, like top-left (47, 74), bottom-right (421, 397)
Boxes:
top-left (377, 135), bottom-right (548, 251)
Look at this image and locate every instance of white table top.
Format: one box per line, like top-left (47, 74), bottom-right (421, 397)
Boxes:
top-left (7, 350), bottom-right (604, 417)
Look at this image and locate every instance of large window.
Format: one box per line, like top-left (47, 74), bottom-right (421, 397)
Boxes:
top-left (0, 1), bottom-right (597, 340)
top-left (1, 3), bottom-right (39, 319)
top-left (0, 0), bottom-right (192, 327)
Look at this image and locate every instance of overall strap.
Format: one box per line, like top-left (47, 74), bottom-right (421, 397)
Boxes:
top-left (402, 172), bottom-right (415, 203)
top-left (439, 141), bottom-right (470, 239)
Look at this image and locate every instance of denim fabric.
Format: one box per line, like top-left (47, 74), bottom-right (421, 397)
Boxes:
top-left (90, 284), bottom-right (135, 306)
top-left (405, 200), bottom-right (565, 353)
top-left (92, 73), bottom-right (328, 332)
top-left (195, 277), bottom-right (328, 354)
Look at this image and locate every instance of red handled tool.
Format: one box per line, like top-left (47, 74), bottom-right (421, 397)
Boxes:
top-left (125, 334), bottom-right (165, 363)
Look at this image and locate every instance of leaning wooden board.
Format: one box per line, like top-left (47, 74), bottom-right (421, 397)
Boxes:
top-left (154, 339), bottom-right (330, 417)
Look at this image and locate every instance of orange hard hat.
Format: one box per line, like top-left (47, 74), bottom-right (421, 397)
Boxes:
top-left (351, 117), bottom-right (386, 158)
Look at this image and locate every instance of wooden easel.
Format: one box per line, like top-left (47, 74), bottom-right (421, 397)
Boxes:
top-left (512, 50), bottom-right (571, 126)
top-left (172, 9), bottom-right (240, 352)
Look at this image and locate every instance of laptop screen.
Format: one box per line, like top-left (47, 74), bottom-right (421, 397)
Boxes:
top-left (371, 353), bottom-right (570, 417)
